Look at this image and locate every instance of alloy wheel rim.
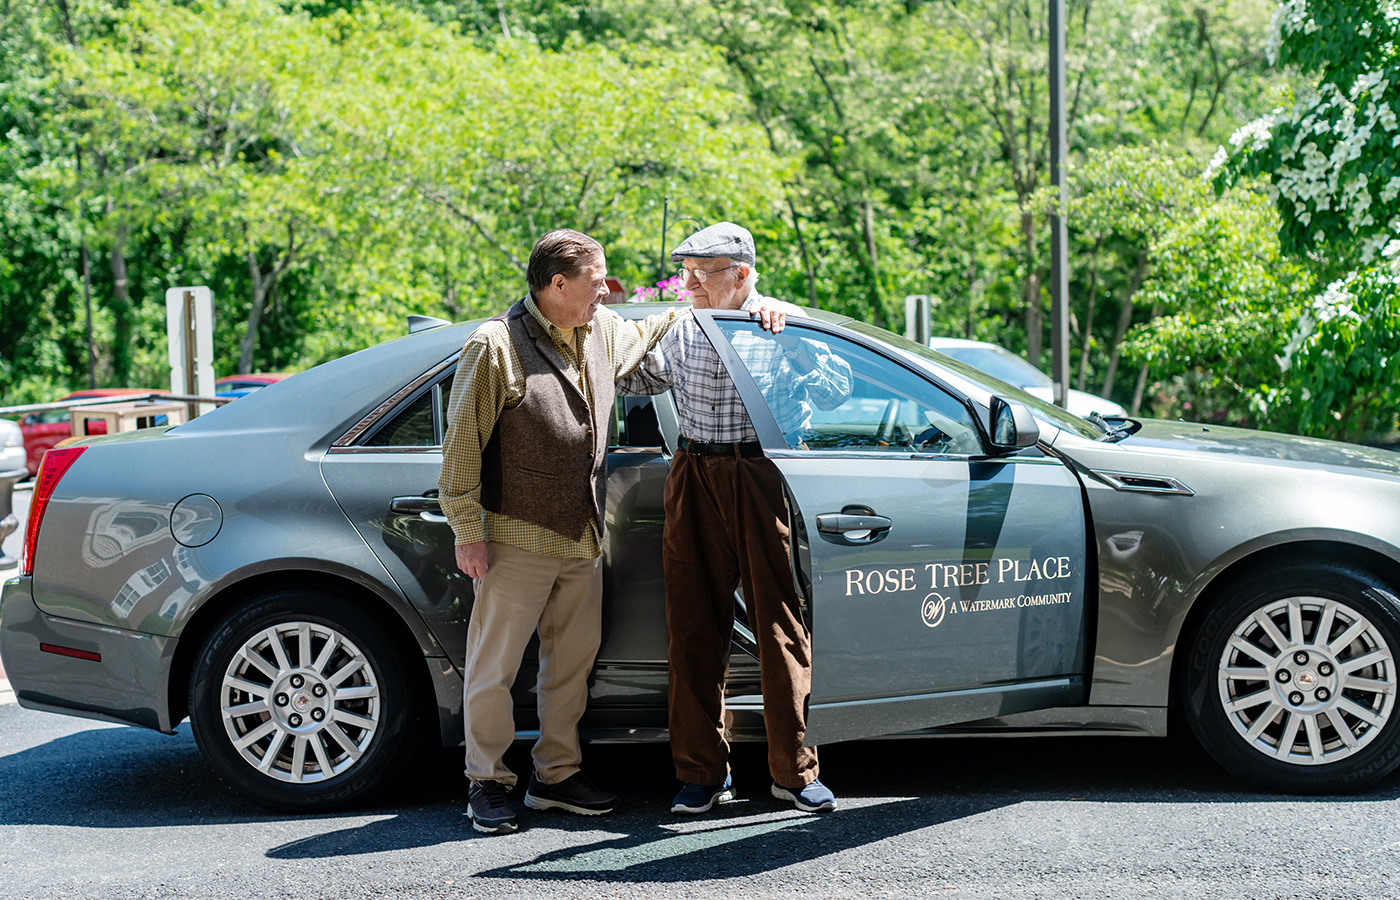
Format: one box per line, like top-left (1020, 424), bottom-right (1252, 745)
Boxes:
top-left (219, 621), bottom-right (381, 783)
top-left (1218, 596), bottom-right (1396, 765)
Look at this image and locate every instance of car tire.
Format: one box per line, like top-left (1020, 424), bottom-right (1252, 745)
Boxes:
top-left (189, 589), bottom-right (421, 810)
top-left (1183, 562), bottom-right (1400, 793)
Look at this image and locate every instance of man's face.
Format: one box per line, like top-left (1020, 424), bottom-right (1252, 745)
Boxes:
top-left (679, 258), bottom-right (746, 309)
top-left (548, 254), bottom-right (609, 328)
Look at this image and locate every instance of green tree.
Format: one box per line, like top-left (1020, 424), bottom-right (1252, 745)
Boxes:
top-left (1212, 0), bottom-right (1400, 440)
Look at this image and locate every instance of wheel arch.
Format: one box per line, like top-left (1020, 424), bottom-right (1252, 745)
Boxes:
top-left (1168, 539), bottom-right (1400, 719)
top-left (166, 568), bottom-right (439, 730)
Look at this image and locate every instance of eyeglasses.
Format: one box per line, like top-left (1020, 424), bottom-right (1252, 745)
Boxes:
top-left (678, 264), bottom-right (739, 284)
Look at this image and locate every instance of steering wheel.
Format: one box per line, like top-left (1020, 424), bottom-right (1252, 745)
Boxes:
top-left (913, 426), bottom-right (952, 453)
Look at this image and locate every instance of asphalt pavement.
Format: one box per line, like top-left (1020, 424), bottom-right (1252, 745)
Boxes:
top-left (2, 701), bottom-right (1399, 899)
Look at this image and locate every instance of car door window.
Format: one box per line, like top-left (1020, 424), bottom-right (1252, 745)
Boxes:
top-left (363, 373), bottom-right (454, 447)
top-left (716, 320), bottom-right (984, 455)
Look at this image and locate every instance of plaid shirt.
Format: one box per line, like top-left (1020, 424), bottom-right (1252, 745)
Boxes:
top-left (439, 295), bottom-right (682, 557)
top-left (617, 293), bottom-right (852, 444)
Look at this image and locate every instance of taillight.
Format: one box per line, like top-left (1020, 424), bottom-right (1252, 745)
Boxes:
top-left (20, 445), bottom-right (86, 576)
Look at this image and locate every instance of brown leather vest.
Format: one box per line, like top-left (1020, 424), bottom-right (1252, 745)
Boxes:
top-left (480, 299), bottom-right (613, 542)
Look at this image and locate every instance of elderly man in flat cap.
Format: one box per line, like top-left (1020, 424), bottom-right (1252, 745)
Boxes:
top-left (618, 221), bottom-right (851, 815)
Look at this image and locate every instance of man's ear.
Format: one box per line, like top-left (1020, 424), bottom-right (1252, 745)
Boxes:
top-left (551, 272), bottom-right (567, 293)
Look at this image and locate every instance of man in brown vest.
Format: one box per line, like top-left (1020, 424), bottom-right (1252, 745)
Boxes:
top-left (438, 229), bottom-right (681, 834)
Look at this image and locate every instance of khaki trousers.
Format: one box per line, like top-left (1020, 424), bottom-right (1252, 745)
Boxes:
top-left (663, 450), bottom-right (819, 788)
top-left (462, 541), bottom-right (602, 787)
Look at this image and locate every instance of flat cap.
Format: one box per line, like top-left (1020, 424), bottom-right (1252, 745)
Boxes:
top-left (670, 221), bottom-right (755, 266)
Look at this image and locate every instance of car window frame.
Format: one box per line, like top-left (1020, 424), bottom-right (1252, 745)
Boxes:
top-left (693, 310), bottom-right (997, 459)
top-left (331, 353), bottom-right (458, 452)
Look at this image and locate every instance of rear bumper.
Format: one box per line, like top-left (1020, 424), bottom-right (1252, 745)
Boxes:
top-left (0, 574), bottom-right (176, 732)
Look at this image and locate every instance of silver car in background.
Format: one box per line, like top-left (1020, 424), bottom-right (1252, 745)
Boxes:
top-left (927, 337), bottom-right (1128, 418)
top-left (4, 305), bottom-right (1400, 810)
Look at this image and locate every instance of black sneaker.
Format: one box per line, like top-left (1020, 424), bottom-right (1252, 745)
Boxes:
top-left (523, 770), bottom-right (618, 815)
top-left (467, 780), bottom-right (518, 834)
top-left (670, 773), bottom-right (735, 814)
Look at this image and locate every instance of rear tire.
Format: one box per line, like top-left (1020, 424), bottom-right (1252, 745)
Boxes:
top-left (1183, 563), bottom-right (1400, 793)
top-left (189, 589), bottom-right (422, 810)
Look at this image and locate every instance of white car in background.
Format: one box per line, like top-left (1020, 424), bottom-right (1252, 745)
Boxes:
top-left (0, 418), bottom-right (25, 567)
top-left (927, 337), bottom-right (1127, 418)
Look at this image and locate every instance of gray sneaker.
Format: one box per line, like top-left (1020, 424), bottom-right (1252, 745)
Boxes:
top-left (467, 780), bottom-right (518, 834)
top-left (524, 770), bottom-right (618, 815)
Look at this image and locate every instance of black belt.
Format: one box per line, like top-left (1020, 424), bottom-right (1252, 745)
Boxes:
top-left (677, 437), bottom-right (764, 457)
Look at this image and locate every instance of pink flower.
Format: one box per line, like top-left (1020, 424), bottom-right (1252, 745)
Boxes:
top-left (629, 277), bottom-right (692, 302)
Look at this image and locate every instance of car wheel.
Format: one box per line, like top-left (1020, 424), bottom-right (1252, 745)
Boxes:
top-left (1183, 563), bottom-right (1400, 793)
top-left (189, 590), bottom-right (421, 810)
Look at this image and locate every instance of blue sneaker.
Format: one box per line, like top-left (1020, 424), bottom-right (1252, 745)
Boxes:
top-left (670, 773), bottom-right (735, 814)
top-left (771, 778), bottom-right (837, 813)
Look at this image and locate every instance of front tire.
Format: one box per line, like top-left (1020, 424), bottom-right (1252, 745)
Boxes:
top-left (1183, 563), bottom-right (1400, 793)
top-left (189, 590), bottom-right (421, 810)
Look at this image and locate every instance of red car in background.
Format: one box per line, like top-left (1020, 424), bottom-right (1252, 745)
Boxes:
top-left (214, 373), bottom-right (289, 393)
top-left (18, 388), bottom-right (157, 477)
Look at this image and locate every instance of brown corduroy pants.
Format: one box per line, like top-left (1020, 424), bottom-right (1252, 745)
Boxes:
top-left (663, 449), bottom-right (819, 788)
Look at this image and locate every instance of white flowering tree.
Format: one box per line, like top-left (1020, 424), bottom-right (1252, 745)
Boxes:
top-left (1212, 0), bottom-right (1400, 440)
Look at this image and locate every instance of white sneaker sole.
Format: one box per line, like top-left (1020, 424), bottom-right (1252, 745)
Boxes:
top-left (468, 810), bottom-right (519, 834)
top-left (771, 784), bottom-right (836, 813)
top-left (671, 787), bottom-right (736, 814)
top-left (523, 793), bottom-right (614, 815)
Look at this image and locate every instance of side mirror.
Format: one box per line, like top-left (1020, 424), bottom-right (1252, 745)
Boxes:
top-left (988, 397), bottom-right (1040, 453)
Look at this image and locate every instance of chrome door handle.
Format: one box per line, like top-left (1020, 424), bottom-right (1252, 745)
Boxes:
top-left (389, 495), bottom-right (441, 515)
top-left (816, 508), bottom-right (892, 545)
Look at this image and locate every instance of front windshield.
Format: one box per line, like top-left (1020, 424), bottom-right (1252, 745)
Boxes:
top-left (845, 322), bottom-right (1106, 440)
top-left (935, 345), bottom-right (1050, 389)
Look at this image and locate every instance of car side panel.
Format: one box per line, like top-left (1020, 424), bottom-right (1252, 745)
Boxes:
top-left (26, 430), bottom-right (444, 655)
top-left (1064, 438), bottom-right (1400, 708)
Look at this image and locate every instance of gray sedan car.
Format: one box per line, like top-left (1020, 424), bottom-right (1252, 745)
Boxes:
top-left (4, 305), bottom-right (1400, 810)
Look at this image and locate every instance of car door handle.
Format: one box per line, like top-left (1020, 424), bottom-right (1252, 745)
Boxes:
top-left (816, 509), bottom-right (892, 545)
top-left (389, 494), bottom-right (448, 523)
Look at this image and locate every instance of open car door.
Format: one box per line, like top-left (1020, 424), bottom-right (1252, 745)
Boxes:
top-left (694, 311), bottom-right (1091, 745)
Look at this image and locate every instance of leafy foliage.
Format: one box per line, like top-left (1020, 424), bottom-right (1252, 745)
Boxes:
top-left (0, 0), bottom-right (1338, 444)
top-left (1207, 0), bottom-right (1400, 440)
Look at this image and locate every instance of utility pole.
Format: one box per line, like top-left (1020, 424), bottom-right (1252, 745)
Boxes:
top-left (1048, 0), bottom-right (1070, 409)
top-left (76, 144), bottom-right (96, 389)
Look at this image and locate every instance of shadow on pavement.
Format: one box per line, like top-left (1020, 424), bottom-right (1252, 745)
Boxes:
top-left (3, 711), bottom-right (1399, 884)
